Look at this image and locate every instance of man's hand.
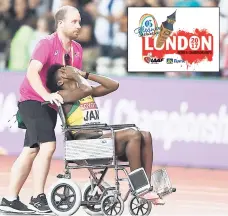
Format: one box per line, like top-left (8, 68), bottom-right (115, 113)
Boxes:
top-left (43, 92), bottom-right (64, 106)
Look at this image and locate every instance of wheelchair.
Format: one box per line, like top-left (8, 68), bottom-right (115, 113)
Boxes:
top-left (44, 103), bottom-right (176, 216)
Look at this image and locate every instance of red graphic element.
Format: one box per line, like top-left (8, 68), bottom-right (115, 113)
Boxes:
top-left (80, 102), bottom-right (97, 110)
top-left (144, 56), bottom-right (151, 63)
top-left (142, 29), bottom-right (213, 65)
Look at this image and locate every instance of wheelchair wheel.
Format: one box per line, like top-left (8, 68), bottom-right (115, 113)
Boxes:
top-left (47, 178), bottom-right (82, 216)
top-left (101, 194), bottom-right (124, 216)
top-left (128, 197), bottom-right (152, 216)
top-left (82, 182), bottom-right (110, 215)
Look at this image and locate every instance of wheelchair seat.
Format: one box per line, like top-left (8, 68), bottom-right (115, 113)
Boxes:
top-left (57, 105), bottom-right (130, 167)
top-left (65, 132), bottom-right (128, 166)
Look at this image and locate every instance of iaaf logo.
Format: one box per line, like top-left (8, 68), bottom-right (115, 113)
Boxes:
top-left (144, 53), bottom-right (164, 64)
top-left (136, 10), bottom-right (214, 66)
top-left (166, 58), bottom-right (185, 64)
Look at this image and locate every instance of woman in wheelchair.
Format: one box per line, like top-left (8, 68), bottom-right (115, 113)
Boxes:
top-left (46, 64), bottom-right (165, 205)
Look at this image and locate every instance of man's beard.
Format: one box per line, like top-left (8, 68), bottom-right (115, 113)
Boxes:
top-left (67, 32), bottom-right (78, 40)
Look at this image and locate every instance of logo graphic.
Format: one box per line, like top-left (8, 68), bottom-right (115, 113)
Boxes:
top-left (166, 58), bottom-right (185, 64)
top-left (54, 50), bottom-right (58, 56)
top-left (128, 7), bottom-right (219, 71)
top-left (156, 10), bottom-right (176, 49)
top-left (166, 58), bottom-right (173, 64)
top-left (134, 14), bottom-right (160, 38)
top-left (74, 51), bottom-right (80, 57)
top-left (144, 53), bottom-right (164, 64)
top-left (141, 10), bottom-right (214, 66)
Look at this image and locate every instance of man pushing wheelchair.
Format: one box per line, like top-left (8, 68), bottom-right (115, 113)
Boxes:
top-left (46, 64), bottom-right (165, 205)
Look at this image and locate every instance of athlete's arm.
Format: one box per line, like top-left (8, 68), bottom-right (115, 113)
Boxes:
top-left (87, 73), bottom-right (119, 97)
top-left (80, 71), bottom-right (119, 97)
top-left (66, 66), bottom-right (119, 96)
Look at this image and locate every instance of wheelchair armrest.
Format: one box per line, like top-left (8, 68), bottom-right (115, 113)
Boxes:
top-left (66, 123), bottom-right (110, 130)
top-left (111, 124), bottom-right (136, 130)
top-left (66, 123), bottom-right (137, 131)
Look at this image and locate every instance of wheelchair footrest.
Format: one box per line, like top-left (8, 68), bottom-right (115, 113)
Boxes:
top-left (0, 210), bottom-right (55, 215)
top-left (118, 178), bottom-right (128, 182)
top-left (151, 168), bottom-right (176, 197)
top-left (128, 168), bottom-right (151, 195)
top-left (157, 187), bottom-right (176, 197)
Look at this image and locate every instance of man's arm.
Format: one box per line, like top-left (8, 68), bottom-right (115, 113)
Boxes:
top-left (27, 39), bottom-right (63, 104)
top-left (27, 60), bottom-right (63, 104)
top-left (27, 60), bottom-right (50, 99)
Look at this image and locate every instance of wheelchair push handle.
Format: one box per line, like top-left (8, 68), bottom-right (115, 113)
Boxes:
top-left (41, 101), bottom-right (51, 106)
top-left (41, 101), bottom-right (63, 106)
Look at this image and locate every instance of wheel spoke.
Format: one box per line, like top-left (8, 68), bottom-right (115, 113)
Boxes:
top-left (132, 206), bottom-right (138, 211)
top-left (66, 200), bottom-right (74, 207)
top-left (136, 207), bottom-right (140, 215)
top-left (55, 193), bottom-right (63, 199)
top-left (106, 207), bottom-right (112, 215)
top-left (142, 206), bottom-right (148, 210)
top-left (68, 194), bottom-right (76, 199)
top-left (114, 205), bottom-right (120, 210)
top-left (114, 208), bottom-right (118, 215)
top-left (56, 200), bottom-right (64, 207)
top-left (102, 196), bottom-right (123, 216)
top-left (64, 186), bottom-right (70, 196)
top-left (104, 205), bottom-right (110, 211)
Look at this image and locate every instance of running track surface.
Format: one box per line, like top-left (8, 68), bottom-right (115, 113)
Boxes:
top-left (0, 156), bottom-right (228, 216)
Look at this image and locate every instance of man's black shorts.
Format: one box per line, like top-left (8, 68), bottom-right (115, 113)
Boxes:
top-left (18, 100), bottom-right (57, 148)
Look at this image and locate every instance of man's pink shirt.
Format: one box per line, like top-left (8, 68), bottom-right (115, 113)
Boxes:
top-left (19, 32), bottom-right (83, 102)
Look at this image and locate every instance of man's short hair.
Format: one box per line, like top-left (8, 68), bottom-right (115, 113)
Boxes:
top-left (54, 7), bottom-right (68, 27)
top-left (54, 5), bottom-right (77, 27)
top-left (46, 64), bottom-right (64, 93)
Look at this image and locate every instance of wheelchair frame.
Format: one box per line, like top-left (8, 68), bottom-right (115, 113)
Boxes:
top-left (44, 103), bottom-right (176, 216)
top-left (57, 104), bottom-right (138, 202)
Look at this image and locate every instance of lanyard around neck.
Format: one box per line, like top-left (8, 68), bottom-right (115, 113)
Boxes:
top-left (62, 45), bottom-right (74, 66)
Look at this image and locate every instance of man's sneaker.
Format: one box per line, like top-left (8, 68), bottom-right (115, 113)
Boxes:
top-left (0, 197), bottom-right (35, 213)
top-left (28, 193), bottom-right (52, 213)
